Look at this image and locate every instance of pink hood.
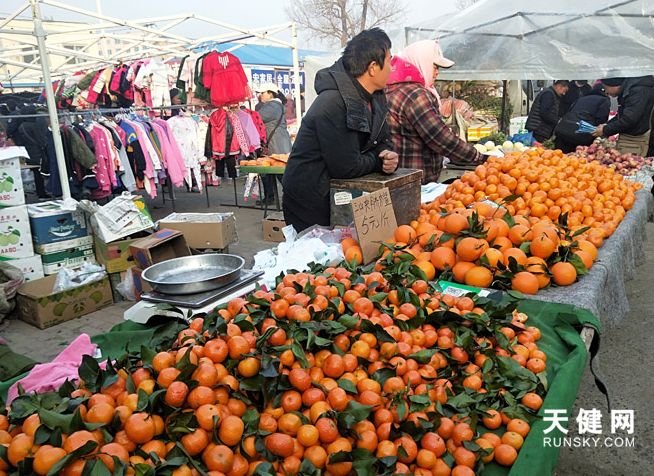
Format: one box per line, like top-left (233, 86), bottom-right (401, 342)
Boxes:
top-left (387, 56), bottom-right (425, 86)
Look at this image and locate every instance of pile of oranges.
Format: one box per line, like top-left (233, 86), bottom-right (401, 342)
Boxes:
top-left (1, 266), bottom-right (548, 476)
top-left (342, 149), bottom-right (642, 294)
top-left (431, 150), bottom-right (639, 242)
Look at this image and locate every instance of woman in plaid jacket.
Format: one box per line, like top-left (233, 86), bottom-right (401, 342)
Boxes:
top-left (386, 40), bottom-right (483, 184)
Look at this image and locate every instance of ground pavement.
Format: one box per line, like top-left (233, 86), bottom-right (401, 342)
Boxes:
top-left (0, 178), bottom-right (652, 475)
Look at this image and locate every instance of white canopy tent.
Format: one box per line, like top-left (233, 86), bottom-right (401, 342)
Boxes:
top-left (404, 0), bottom-right (654, 80)
top-left (0, 0), bottom-right (303, 199)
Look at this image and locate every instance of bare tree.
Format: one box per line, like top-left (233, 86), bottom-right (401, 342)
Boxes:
top-left (287, 0), bottom-right (406, 47)
top-left (456, 0), bottom-right (481, 10)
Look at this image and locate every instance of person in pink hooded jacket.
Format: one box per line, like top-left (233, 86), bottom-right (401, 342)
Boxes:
top-left (385, 40), bottom-right (483, 184)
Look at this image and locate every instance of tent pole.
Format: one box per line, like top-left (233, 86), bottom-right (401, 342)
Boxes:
top-left (291, 22), bottom-right (302, 126)
top-left (500, 80), bottom-right (508, 134)
top-left (30, 0), bottom-right (71, 200)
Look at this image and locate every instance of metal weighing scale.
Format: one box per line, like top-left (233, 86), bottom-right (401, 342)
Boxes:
top-left (123, 269), bottom-right (265, 324)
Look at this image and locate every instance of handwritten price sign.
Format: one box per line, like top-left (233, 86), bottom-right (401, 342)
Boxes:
top-left (351, 187), bottom-right (397, 264)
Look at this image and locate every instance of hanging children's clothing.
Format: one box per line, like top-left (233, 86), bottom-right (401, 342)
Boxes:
top-left (201, 51), bottom-right (250, 107)
top-left (168, 114), bottom-right (204, 191)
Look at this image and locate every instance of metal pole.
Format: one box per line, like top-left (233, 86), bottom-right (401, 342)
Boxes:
top-left (291, 22), bottom-right (302, 126)
top-left (500, 79), bottom-right (508, 134)
top-left (30, 0), bottom-right (71, 199)
top-left (95, 0), bottom-right (106, 58)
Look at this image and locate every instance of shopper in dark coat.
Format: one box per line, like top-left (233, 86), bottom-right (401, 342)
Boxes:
top-left (554, 83), bottom-right (610, 152)
top-left (282, 28), bottom-right (398, 232)
top-left (560, 80), bottom-right (592, 116)
top-left (525, 80), bottom-right (570, 143)
top-left (594, 76), bottom-right (654, 156)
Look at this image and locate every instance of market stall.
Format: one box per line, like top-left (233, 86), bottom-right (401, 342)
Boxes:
top-left (2, 2), bottom-right (653, 474)
top-left (0, 0), bottom-right (305, 199)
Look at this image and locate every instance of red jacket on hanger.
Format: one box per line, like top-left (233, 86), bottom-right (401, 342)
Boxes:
top-left (202, 51), bottom-right (250, 107)
top-left (209, 109), bottom-right (241, 158)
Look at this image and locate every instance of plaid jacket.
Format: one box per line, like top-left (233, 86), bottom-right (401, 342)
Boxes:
top-left (386, 82), bottom-right (482, 184)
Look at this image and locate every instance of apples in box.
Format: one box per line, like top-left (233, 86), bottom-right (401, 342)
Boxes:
top-left (17, 274), bottom-right (113, 329)
top-left (0, 146), bottom-right (27, 208)
top-left (0, 204), bottom-right (34, 259)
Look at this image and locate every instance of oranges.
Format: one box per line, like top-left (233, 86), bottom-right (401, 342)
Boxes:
top-left (0, 266), bottom-right (553, 476)
top-left (358, 148), bottom-right (645, 294)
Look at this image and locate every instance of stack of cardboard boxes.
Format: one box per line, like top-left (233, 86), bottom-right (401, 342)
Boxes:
top-left (28, 201), bottom-right (94, 275)
top-left (0, 147), bottom-right (43, 281)
top-left (90, 194), bottom-right (155, 301)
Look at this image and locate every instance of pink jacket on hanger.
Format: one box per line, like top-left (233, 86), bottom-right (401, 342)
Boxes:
top-left (152, 119), bottom-right (188, 187)
top-left (88, 125), bottom-right (118, 196)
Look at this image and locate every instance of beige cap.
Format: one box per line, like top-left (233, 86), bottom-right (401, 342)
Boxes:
top-left (254, 82), bottom-right (280, 93)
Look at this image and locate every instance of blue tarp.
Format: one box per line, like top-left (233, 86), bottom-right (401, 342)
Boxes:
top-left (195, 41), bottom-right (328, 67)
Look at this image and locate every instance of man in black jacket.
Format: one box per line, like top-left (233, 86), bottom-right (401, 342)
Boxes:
top-left (593, 76), bottom-right (654, 156)
top-left (282, 28), bottom-right (399, 232)
top-left (525, 80), bottom-right (569, 143)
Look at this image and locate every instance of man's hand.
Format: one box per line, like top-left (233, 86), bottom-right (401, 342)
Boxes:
top-left (379, 150), bottom-right (399, 173)
top-left (592, 124), bottom-right (605, 137)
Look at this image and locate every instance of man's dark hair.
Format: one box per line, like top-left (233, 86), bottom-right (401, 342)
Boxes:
top-left (342, 28), bottom-right (391, 77)
top-left (553, 80), bottom-right (570, 87)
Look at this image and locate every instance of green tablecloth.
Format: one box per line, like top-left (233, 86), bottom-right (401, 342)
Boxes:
top-left (484, 300), bottom-right (601, 476)
top-left (238, 165), bottom-right (285, 174)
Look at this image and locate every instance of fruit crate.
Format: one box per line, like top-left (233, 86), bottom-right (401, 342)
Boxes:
top-left (329, 168), bottom-right (423, 227)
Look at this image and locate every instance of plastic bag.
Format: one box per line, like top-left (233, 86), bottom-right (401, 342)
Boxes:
top-left (53, 263), bottom-right (106, 292)
top-left (115, 268), bottom-right (137, 301)
top-left (510, 131), bottom-right (535, 146)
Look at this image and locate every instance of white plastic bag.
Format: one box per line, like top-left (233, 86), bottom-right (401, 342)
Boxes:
top-left (115, 268), bottom-right (136, 301)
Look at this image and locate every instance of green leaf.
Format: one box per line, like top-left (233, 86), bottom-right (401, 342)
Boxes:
top-left (337, 378), bottom-right (358, 394)
top-left (46, 440), bottom-right (99, 475)
top-left (359, 320), bottom-right (395, 343)
top-left (406, 349), bottom-right (437, 364)
top-left (290, 341), bottom-right (309, 368)
top-left (78, 355), bottom-right (101, 390)
top-left (136, 388), bottom-right (149, 412)
top-left (251, 461), bottom-right (276, 475)
top-left (233, 314), bottom-right (255, 332)
top-left (370, 368), bottom-right (396, 387)
top-left (338, 314), bottom-right (359, 329)
top-left (337, 401), bottom-right (374, 430)
top-left (408, 394), bottom-right (431, 413)
top-left (298, 458), bottom-right (321, 476)
top-left (571, 226), bottom-right (591, 238)
top-left (567, 253), bottom-right (589, 277)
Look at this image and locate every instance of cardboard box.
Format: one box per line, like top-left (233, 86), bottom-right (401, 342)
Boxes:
top-left (17, 274), bottom-right (113, 329)
top-left (0, 204), bottom-right (34, 259)
top-left (94, 232), bottom-right (149, 274)
top-left (159, 212), bottom-right (237, 250)
top-left (40, 243), bottom-right (96, 275)
top-left (263, 212), bottom-right (286, 242)
top-left (0, 146), bottom-right (27, 208)
top-left (28, 201), bottom-right (88, 246)
top-left (130, 266), bottom-right (151, 300)
top-left (8, 254), bottom-right (44, 281)
top-left (129, 229), bottom-right (190, 269)
top-left (88, 194), bottom-right (154, 243)
top-left (330, 169), bottom-right (423, 227)
top-left (34, 235), bottom-right (93, 255)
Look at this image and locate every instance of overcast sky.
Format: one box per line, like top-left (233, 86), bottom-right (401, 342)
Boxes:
top-left (1, 0), bottom-right (460, 50)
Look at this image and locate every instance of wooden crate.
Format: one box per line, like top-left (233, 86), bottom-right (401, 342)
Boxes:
top-left (330, 169), bottom-right (423, 227)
